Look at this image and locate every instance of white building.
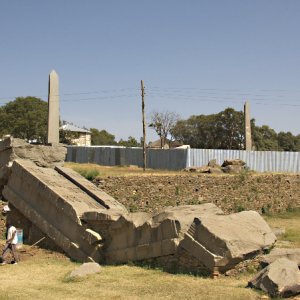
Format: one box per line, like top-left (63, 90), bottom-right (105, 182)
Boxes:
top-left (60, 124), bottom-right (91, 146)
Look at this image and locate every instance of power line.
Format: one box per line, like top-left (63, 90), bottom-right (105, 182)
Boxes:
top-left (0, 86), bottom-right (300, 108)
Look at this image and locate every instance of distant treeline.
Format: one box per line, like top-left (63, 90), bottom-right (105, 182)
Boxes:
top-left (0, 97), bottom-right (299, 151)
top-left (171, 108), bottom-right (300, 151)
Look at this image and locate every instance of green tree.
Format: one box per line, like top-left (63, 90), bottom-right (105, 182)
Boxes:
top-left (252, 125), bottom-right (279, 150)
top-left (0, 97), bottom-right (48, 142)
top-left (59, 130), bottom-right (80, 145)
top-left (118, 136), bottom-right (140, 147)
top-left (277, 131), bottom-right (297, 151)
top-left (90, 128), bottom-right (117, 145)
top-left (172, 108), bottom-right (244, 149)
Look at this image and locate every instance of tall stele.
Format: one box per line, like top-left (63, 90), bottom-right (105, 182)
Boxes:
top-left (47, 70), bottom-right (60, 145)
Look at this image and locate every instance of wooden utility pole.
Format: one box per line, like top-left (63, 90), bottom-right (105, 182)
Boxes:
top-left (141, 80), bottom-right (146, 171)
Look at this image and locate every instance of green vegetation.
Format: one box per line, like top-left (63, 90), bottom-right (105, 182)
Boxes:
top-left (73, 166), bottom-right (100, 181)
top-left (171, 107), bottom-right (300, 151)
top-left (0, 97), bottom-right (48, 143)
top-left (263, 208), bottom-right (300, 248)
top-left (66, 163), bottom-right (177, 177)
top-left (0, 256), bottom-right (259, 300)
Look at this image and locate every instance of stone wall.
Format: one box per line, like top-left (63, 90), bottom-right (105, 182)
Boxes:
top-left (96, 173), bottom-right (300, 214)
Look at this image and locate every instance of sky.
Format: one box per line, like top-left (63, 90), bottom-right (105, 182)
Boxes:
top-left (1, 1), bottom-right (300, 142)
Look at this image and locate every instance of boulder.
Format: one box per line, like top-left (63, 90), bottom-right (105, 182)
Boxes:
top-left (207, 159), bottom-right (221, 168)
top-left (222, 165), bottom-right (245, 174)
top-left (0, 136), bottom-right (67, 193)
top-left (69, 262), bottom-right (101, 278)
top-left (222, 159), bottom-right (246, 167)
top-left (261, 248), bottom-right (300, 267)
top-left (208, 167), bottom-right (223, 174)
top-left (249, 258), bottom-right (300, 298)
top-left (181, 210), bottom-right (277, 272)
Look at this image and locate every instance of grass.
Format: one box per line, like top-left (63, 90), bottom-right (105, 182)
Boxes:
top-left (72, 166), bottom-right (100, 180)
top-left (263, 208), bottom-right (300, 248)
top-left (0, 256), bottom-right (259, 300)
top-left (1, 211), bottom-right (299, 300)
top-left (65, 162), bottom-right (185, 178)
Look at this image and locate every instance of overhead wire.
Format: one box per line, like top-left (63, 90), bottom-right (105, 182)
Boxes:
top-left (0, 86), bottom-right (300, 107)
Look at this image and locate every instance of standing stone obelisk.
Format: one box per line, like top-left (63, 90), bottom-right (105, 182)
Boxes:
top-left (244, 101), bottom-right (252, 150)
top-left (47, 70), bottom-right (60, 145)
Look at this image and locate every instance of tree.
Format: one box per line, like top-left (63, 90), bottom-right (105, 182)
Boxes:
top-left (59, 130), bottom-right (80, 145)
top-left (0, 97), bottom-right (48, 143)
top-left (118, 136), bottom-right (140, 147)
top-left (149, 111), bottom-right (180, 148)
top-left (90, 128), bottom-right (117, 145)
top-left (172, 108), bottom-right (244, 149)
top-left (277, 131), bottom-right (297, 151)
top-left (252, 125), bottom-right (279, 150)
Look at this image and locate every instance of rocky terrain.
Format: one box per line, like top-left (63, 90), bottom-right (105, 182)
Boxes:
top-left (95, 173), bottom-right (300, 214)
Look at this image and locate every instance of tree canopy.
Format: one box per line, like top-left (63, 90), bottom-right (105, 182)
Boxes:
top-left (171, 107), bottom-right (300, 151)
top-left (0, 97), bottom-right (48, 143)
top-left (90, 128), bottom-right (117, 145)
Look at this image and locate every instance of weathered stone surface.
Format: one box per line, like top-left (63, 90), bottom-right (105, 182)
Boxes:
top-left (47, 70), bottom-right (60, 145)
top-left (0, 137), bottom-right (66, 169)
top-left (222, 164), bottom-right (245, 174)
top-left (0, 137), bottom-right (66, 193)
top-left (249, 258), bottom-right (300, 298)
top-left (222, 159), bottom-right (246, 167)
top-left (69, 262), bottom-right (101, 278)
top-left (105, 204), bottom-right (223, 264)
top-left (207, 159), bottom-right (221, 168)
top-left (208, 167), bottom-right (223, 174)
top-left (272, 227), bottom-right (286, 238)
top-left (3, 159), bottom-right (111, 262)
top-left (55, 166), bottom-right (127, 212)
top-left (261, 248), bottom-right (300, 267)
top-left (181, 211), bottom-right (276, 272)
top-left (1, 156), bottom-right (278, 276)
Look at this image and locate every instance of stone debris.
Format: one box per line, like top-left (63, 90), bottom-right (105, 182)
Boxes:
top-left (248, 257), bottom-right (300, 298)
top-left (0, 136), bottom-right (66, 192)
top-left (0, 138), bottom-right (280, 278)
top-left (261, 248), bottom-right (300, 267)
top-left (69, 262), bottom-right (101, 278)
top-left (272, 227), bottom-right (286, 238)
top-left (180, 210), bottom-right (276, 272)
top-left (184, 159), bottom-right (247, 174)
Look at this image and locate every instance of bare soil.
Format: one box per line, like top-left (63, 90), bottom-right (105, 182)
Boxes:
top-left (95, 172), bottom-right (300, 214)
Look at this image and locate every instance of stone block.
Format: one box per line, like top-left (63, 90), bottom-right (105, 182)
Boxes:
top-left (69, 262), bottom-right (101, 278)
top-left (249, 258), bottom-right (300, 298)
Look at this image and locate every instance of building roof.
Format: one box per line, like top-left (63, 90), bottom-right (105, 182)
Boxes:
top-left (60, 124), bottom-right (91, 134)
top-left (148, 139), bottom-right (182, 148)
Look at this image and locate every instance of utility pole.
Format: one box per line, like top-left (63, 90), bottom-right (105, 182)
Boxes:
top-left (141, 80), bottom-right (146, 171)
top-left (244, 101), bottom-right (252, 150)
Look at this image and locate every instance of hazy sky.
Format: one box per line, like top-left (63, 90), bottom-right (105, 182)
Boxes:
top-left (1, 1), bottom-right (300, 142)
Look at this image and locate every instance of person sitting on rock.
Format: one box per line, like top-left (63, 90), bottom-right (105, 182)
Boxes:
top-left (1, 222), bottom-right (19, 265)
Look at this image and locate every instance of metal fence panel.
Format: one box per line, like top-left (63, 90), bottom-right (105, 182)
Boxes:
top-left (188, 149), bottom-right (300, 173)
top-left (66, 146), bottom-right (300, 173)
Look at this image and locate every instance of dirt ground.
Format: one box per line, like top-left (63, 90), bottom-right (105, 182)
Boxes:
top-left (95, 172), bottom-right (300, 214)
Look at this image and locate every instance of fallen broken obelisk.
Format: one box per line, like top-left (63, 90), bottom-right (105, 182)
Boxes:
top-left (2, 152), bottom-right (277, 274)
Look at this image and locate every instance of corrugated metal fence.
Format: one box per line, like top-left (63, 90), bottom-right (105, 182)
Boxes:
top-left (66, 146), bottom-right (300, 173)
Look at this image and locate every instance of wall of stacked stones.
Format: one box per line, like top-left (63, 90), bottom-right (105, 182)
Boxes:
top-left (96, 173), bottom-right (300, 214)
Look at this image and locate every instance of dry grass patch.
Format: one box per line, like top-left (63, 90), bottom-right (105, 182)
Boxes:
top-left (65, 162), bottom-right (183, 178)
top-left (0, 256), bottom-right (261, 300)
top-left (264, 208), bottom-right (300, 248)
